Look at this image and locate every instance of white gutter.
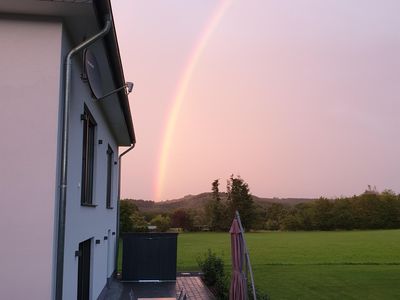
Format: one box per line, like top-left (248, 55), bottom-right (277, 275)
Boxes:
top-left (115, 144), bottom-right (136, 275)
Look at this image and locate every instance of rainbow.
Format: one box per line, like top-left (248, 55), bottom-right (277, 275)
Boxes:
top-left (155, 0), bottom-right (232, 201)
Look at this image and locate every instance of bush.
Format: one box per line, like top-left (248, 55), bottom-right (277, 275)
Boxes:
top-left (197, 249), bottom-right (229, 299)
top-left (214, 274), bottom-right (229, 300)
top-left (197, 249), bottom-right (225, 285)
top-left (247, 282), bottom-right (270, 300)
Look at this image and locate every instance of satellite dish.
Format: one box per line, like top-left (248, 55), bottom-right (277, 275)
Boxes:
top-left (84, 49), bottom-right (102, 99)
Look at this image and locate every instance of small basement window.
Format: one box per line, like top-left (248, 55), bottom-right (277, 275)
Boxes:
top-left (81, 106), bottom-right (96, 206)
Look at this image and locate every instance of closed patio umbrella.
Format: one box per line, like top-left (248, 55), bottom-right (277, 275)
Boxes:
top-left (229, 217), bottom-right (247, 300)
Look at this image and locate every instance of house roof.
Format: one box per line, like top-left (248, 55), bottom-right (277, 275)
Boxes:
top-left (0, 0), bottom-right (136, 146)
top-left (93, 0), bottom-right (136, 145)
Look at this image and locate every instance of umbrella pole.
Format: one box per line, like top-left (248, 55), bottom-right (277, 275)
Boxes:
top-left (235, 211), bottom-right (257, 300)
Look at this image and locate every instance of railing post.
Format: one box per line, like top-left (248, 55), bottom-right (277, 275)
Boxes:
top-left (235, 211), bottom-right (257, 300)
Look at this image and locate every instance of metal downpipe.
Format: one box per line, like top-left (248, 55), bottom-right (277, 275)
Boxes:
top-left (115, 144), bottom-right (135, 276)
top-left (55, 19), bottom-right (111, 300)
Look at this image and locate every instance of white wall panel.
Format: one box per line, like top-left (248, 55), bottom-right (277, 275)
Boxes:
top-left (0, 18), bottom-right (62, 300)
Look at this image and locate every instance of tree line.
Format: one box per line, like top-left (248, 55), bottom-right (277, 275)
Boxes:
top-left (265, 189), bottom-right (400, 231)
top-left (120, 175), bottom-right (256, 233)
top-left (120, 177), bottom-right (400, 233)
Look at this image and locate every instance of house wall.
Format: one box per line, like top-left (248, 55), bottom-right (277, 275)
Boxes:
top-left (60, 26), bottom-right (119, 300)
top-left (0, 18), bottom-right (62, 300)
top-left (0, 16), bottom-right (121, 300)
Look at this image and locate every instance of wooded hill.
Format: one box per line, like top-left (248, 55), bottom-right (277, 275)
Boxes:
top-left (123, 192), bottom-right (314, 213)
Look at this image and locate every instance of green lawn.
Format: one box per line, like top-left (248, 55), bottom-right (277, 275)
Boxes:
top-left (177, 230), bottom-right (400, 299)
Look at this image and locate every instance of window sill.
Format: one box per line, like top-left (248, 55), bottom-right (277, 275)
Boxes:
top-left (81, 203), bottom-right (97, 208)
top-left (106, 206), bottom-right (114, 209)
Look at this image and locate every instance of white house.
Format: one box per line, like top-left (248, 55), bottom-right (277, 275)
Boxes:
top-left (0, 1), bottom-right (135, 299)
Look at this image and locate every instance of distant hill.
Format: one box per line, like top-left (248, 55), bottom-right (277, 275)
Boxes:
top-left (123, 193), bottom-right (315, 213)
top-left (252, 195), bottom-right (315, 206)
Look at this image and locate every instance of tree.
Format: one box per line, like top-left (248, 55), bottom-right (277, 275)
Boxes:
top-left (380, 190), bottom-right (400, 228)
top-left (120, 200), bottom-right (138, 233)
top-left (281, 209), bottom-right (301, 231)
top-left (130, 212), bottom-right (148, 232)
top-left (120, 200), bottom-right (148, 233)
top-left (208, 179), bottom-right (227, 231)
top-left (171, 209), bottom-right (194, 231)
top-left (310, 198), bottom-right (334, 230)
top-left (227, 175), bottom-right (256, 230)
top-left (212, 179), bottom-right (221, 202)
top-left (265, 203), bottom-right (289, 230)
top-left (330, 198), bottom-right (354, 230)
top-left (150, 214), bottom-right (171, 232)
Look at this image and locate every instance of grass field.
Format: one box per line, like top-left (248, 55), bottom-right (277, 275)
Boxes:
top-left (177, 230), bottom-right (400, 299)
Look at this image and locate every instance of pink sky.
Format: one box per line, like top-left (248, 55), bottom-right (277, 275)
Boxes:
top-left (112, 0), bottom-right (400, 201)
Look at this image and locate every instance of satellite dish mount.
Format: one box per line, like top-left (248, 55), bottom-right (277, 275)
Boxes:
top-left (83, 48), bottom-right (133, 100)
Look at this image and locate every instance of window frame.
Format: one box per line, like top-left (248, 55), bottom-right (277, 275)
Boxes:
top-left (106, 145), bottom-right (114, 209)
top-left (80, 105), bottom-right (97, 206)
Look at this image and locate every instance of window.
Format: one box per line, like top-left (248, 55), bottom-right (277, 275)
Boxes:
top-left (77, 239), bottom-right (91, 300)
top-left (106, 145), bottom-right (113, 209)
top-left (81, 106), bottom-right (96, 205)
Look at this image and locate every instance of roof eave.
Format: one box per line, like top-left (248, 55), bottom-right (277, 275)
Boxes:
top-left (92, 0), bottom-right (136, 146)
